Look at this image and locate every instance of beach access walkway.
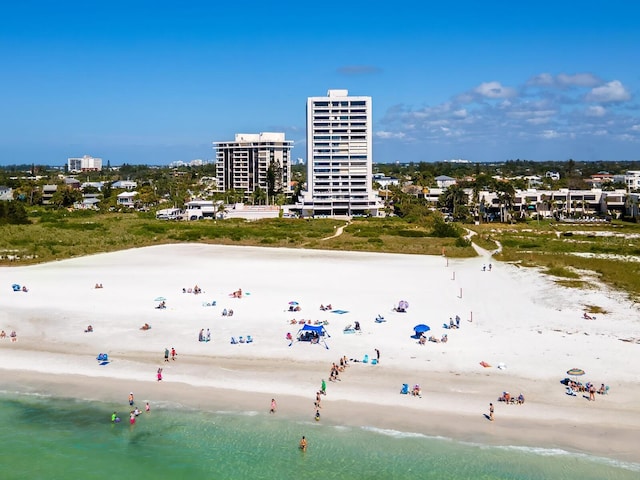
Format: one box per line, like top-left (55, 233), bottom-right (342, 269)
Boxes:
top-left (320, 221), bottom-right (351, 241)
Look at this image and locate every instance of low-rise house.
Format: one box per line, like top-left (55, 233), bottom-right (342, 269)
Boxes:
top-left (42, 185), bottom-right (58, 205)
top-left (111, 180), bottom-right (138, 190)
top-left (435, 175), bottom-right (456, 188)
top-left (117, 191), bottom-right (138, 207)
top-left (0, 186), bottom-right (13, 201)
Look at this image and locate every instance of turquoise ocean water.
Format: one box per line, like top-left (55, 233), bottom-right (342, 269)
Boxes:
top-left (3, 391), bottom-right (638, 480)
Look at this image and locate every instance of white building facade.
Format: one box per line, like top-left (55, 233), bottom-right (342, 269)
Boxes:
top-left (68, 155), bottom-right (102, 173)
top-left (213, 133), bottom-right (293, 201)
top-left (300, 89), bottom-right (382, 217)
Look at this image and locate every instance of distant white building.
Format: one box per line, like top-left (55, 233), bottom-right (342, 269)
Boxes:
top-left (625, 171), bottom-right (640, 191)
top-left (68, 155), bottom-right (102, 173)
top-left (111, 180), bottom-right (138, 190)
top-left (435, 175), bottom-right (457, 188)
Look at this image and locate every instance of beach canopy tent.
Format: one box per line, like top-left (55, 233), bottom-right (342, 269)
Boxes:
top-left (296, 324), bottom-right (329, 341)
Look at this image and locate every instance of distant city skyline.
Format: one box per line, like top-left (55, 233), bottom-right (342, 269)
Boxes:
top-left (1, 1), bottom-right (638, 166)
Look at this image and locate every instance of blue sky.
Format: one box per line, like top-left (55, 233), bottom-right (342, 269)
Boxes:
top-left (1, 0), bottom-right (638, 165)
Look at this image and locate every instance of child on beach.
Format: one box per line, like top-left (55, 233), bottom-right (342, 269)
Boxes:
top-left (270, 398), bottom-right (277, 414)
top-left (129, 392), bottom-right (134, 406)
top-left (157, 368), bottom-right (163, 382)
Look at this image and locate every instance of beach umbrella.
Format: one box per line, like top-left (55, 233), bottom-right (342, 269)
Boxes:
top-left (413, 324), bottom-right (430, 334)
top-left (567, 368), bottom-right (585, 382)
top-left (289, 301), bottom-right (299, 306)
top-left (154, 296), bottom-right (167, 302)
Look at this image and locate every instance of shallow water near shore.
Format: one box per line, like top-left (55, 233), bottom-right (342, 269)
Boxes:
top-left (3, 391), bottom-right (638, 480)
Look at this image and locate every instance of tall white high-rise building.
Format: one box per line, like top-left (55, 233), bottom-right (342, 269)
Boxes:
top-left (213, 132), bottom-right (293, 201)
top-left (68, 155), bottom-right (102, 173)
top-left (300, 89), bottom-right (381, 217)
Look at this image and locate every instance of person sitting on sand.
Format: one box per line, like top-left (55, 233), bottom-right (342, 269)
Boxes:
top-left (10, 331), bottom-right (17, 342)
top-left (517, 393), bottom-right (525, 405)
top-left (0, 330), bottom-right (6, 339)
top-left (598, 384), bottom-right (606, 395)
top-left (419, 335), bottom-right (427, 345)
top-left (85, 325), bottom-right (93, 333)
top-left (140, 323), bottom-right (151, 331)
top-left (428, 335), bottom-right (439, 343)
top-left (412, 384), bottom-right (422, 397)
top-left (228, 309), bottom-right (234, 317)
top-left (441, 334), bottom-right (448, 343)
top-left (222, 309), bottom-right (228, 316)
top-left (22, 286), bottom-right (28, 293)
top-left (583, 312), bottom-right (595, 320)
top-left (319, 304), bottom-right (325, 311)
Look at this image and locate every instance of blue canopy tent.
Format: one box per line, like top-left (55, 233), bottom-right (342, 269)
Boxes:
top-left (292, 324), bottom-right (330, 349)
top-left (413, 324), bottom-right (430, 338)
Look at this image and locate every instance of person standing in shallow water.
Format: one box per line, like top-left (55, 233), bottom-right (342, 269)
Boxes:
top-left (270, 398), bottom-right (277, 414)
top-left (299, 436), bottom-right (307, 452)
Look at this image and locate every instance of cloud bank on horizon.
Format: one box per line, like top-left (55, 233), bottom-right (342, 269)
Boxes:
top-left (374, 72), bottom-right (638, 163)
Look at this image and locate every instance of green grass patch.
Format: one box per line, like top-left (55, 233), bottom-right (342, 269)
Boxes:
top-left (584, 304), bottom-right (607, 314)
top-left (546, 266), bottom-right (580, 278)
top-left (555, 279), bottom-right (590, 289)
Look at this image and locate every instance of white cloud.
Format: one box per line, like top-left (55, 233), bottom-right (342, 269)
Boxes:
top-left (527, 73), bottom-right (554, 86)
top-left (541, 130), bottom-right (561, 139)
top-left (453, 108), bottom-right (467, 118)
top-left (527, 72), bottom-right (600, 88)
top-left (557, 73), bottom-right (600, 87)
top-left (630, 125), bottom-right (640, 132)
top-left (474, 81), bottom-right (516, 99)
top-left (375, 130), bottom-right (406, 139)
top-left (586, 106), bottom-right (606, 117)
top-left (586, 80), bottom-right (631, 103)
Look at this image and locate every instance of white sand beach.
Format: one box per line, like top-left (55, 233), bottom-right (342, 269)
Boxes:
top-left (1, 244), bottom-right (639, 462)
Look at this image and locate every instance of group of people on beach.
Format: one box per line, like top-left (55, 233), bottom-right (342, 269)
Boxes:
top-left (112, 392), bottom-right (151, 426)
top-left (198, 329), bottom-right (211, 342)
top-left (498, 391), bottom-right (525, 405)
top-left (0, 330), bottom-right (17, 342)
top-left (183, 285), bottom-right (202, 294)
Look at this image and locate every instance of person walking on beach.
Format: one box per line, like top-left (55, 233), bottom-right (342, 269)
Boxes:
top-left (489, 403), bottom-right (494, 421)
top-left (164, 348), bottom-right (170, 362)
top-left (171, 347), bottom-right (177, 360)
top-left (157, 368), bottom-right (163, 382)
top-left (375, 348), bottom-right (380, 363)
top-left (299, 436), bottom-right (307, 452)
top-left (145, 402), bottom-right (151, 412)
top-left (129, 392), bottom-right (134, 406)
top-left (321, 379), bottom-right (326, 395)
top-left (269, 398), bottom-right (277, 414)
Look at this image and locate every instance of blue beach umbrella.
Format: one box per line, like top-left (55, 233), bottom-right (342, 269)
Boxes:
top-left (154, 296), bottom-right (167, 302)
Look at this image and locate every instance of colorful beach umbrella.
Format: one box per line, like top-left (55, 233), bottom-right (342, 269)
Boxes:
top-left (566, 368), bottom-right (585, 376)
top-left (288, 301), bottom-right (299, 305)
